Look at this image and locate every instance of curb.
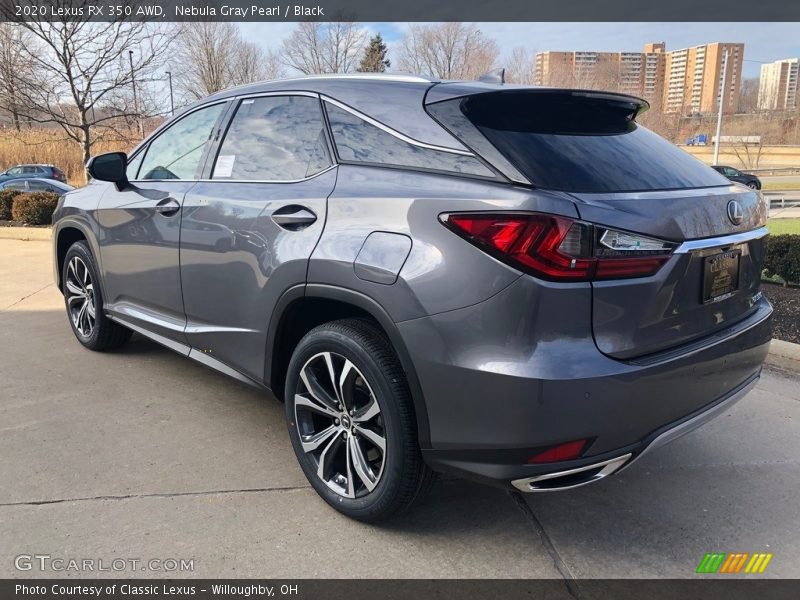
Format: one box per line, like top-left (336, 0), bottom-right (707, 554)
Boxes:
top-left (0, 226), bottom-right (51, 241)
top-left (766, 339), bottom-right (800, 371)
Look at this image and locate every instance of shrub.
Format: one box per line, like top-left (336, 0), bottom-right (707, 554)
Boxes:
top-left (0, 188), bottom-right (22, 220)
top-left (763, 234), bottom-right (800, 286)
top-left (10, 191), bottom-right (60, 225)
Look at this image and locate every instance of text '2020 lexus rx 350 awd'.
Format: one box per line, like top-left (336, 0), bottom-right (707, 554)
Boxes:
top-left (53, 75), bottom-right (771, 521)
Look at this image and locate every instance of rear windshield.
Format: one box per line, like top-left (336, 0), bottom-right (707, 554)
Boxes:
top-left (428, 91), bottom-right (729, 193)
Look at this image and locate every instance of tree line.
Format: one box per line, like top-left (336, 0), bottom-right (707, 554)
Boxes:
top-left (0, 18), bottom-right (532, 163)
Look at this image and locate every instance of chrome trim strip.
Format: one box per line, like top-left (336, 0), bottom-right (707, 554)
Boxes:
top-left (187, 349), bottom-right (264, 389)
top-left (106, 314), bottom-right (190, 356)
top-left (674, 226), bottom-right (769, 253)
top-left (618, 375), bottom-right (759, 472)
top-left (320, 95), bottom-right (474, 156)
top-left (511, 453), bottom-right (632, 493)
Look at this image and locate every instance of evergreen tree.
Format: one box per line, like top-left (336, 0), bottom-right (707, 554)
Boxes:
top-left (358, 34), bottom-right (391, 73)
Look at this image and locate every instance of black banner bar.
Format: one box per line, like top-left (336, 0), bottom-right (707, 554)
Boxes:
top-left (3, 580), bottom-right (800, 600)
top-left (2, 0), bottom-right (800, 22)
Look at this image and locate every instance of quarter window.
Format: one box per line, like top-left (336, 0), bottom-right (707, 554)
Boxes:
top-left (212, 96), bottom-right (331, 181)
top-left (126, 151), bottom-right (144, 180)
top-left (324, 102), bottom-right (494, 178)
top-left (138, 103), bottom-right (225, 180)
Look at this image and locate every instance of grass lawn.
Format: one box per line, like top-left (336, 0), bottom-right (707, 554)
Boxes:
top-left (767, 218), bottom-right (800, 235)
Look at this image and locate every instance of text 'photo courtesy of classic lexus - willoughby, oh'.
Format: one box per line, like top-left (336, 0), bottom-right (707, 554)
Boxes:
top-left (52, 74), bottom-right (771, 521)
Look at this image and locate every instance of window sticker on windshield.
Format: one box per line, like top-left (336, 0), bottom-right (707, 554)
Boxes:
top-left (215, 155), bottom-right (236, 178)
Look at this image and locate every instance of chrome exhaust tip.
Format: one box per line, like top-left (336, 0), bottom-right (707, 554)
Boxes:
top-left (511, 453), bottom-right (632, 493)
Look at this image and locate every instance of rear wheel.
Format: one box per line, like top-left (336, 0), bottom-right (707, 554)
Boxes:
top-left (62, 241), bottom-right (131, 351)
top-left (285, 319), bottom-right (434, 521)
top-left (747, 181), bottom-right (758, 189)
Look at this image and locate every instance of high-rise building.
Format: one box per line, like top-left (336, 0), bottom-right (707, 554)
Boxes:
top-left (758, 58), bottom-right (799, 111)
top-left (534, 42), bottom-right (743, 114)
top-left (663, 43), bottom-right (743, 114)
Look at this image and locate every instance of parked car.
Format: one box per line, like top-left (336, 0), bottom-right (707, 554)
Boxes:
top-left (0, 178), bottom-right (74, 196)
top-left (712, 165), bottom-right (762, 189)
top-left (52, 75), bottom-right (772, 521)
top-left (0, 164), bottom-right (66, 183)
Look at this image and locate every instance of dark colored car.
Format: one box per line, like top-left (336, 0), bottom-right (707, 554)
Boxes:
top-left (0, 164), bottom-right (67, 184)
top-left (712, 165), bottom-right (762, 189)
top-left (52, 75), bottom-right (771, 521)
top-left (0, 178), bottom-right (74, 196)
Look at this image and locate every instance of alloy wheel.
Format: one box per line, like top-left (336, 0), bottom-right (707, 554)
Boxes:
top-left (65, 256), bottom-right (96, 338)
top-left (294, 351), bottom-right (386, 498)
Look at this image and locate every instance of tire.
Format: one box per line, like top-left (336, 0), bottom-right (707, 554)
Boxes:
top-left (747, 181), bottom-right (759, 189)
top-left (62, 241), bottom-right (131, 351)
top-left (285, 318), bottom-right (435, 521)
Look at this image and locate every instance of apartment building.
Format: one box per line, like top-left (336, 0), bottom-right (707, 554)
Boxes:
top-left (663, 43), bottom-right (743, 114)
top-left (534, 45), bottom-right (666, 100)
top-left (758, 58), bottom-right (799, 111)
top-left (534, 42), bottom-right (743, 114)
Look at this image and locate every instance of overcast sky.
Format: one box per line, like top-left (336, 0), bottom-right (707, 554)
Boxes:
top-left (239, 22), bottom-right (800, 79)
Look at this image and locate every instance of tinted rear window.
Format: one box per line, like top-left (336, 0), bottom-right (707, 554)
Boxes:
top-left (429, 92), bottom-right (729, 193)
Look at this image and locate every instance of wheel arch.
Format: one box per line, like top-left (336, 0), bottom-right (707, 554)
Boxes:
top-left (266, 283), bottom-right (432, 448)
top-left (54, 221), bottom-right (94, 291)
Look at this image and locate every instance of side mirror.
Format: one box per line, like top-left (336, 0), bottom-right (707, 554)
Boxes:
top-left (87, 152), bottom-right (128, 189)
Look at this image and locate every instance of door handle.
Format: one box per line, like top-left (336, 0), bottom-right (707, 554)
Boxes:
top-left (154, 198), bottom-right (180, 216)
top-left (271, 206), bottom-right (317, 230)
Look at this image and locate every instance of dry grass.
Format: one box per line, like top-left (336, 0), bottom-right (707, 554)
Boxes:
top-left (0, 129), bottom-right (139, 186)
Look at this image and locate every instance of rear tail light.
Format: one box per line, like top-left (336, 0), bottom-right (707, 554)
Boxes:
top-left (443, 212), bottom-right (675, 282)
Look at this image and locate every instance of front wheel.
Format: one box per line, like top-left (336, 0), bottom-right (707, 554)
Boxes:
top-left (285, 319), bottom-right (435, 521)
top-left (62, 241), bottom-right (131, 351)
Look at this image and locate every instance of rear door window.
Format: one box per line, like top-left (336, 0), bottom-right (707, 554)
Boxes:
top-left (325, 102), bottom-right (495, 178)
top-left (428, 91), bottom-right (729, 193)
top-left (212, 95), bottom-right (331, 181)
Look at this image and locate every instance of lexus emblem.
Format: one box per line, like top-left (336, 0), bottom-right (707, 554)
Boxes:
top-left (727, 200), bottom-right (744, 226)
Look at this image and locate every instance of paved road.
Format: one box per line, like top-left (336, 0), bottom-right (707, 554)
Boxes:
top-left (1, 239), bottom-right (799, 581)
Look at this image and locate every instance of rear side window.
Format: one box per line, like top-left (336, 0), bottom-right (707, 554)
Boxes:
top-left (212, 95), bottom-right (331, 181)
top-left (428, 91), bottom-right (729, 193)
top-left (324, 102), bottom-right (495, 178)
top-left (139, 102), bottom-right (225, 180)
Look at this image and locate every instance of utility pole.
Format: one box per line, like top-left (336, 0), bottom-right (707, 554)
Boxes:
top-left (712, 49), bottom-right (729, 165)
top-left (166, 71), bottom-right (174, 116)
top-left (129, 49), bottom-right (143, 139)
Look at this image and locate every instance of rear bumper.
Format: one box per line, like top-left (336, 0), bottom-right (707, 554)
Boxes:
top-left (398, 276), bottom-right (772, 488)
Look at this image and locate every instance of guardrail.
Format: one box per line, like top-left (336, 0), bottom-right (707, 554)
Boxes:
top-left (748, 167), bottom-right (800, 176)
top-left (764, 190), bottom-right (800, 217)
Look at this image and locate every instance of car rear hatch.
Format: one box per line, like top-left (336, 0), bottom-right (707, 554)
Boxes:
top-left (426, 86), bottom-right (769, 359)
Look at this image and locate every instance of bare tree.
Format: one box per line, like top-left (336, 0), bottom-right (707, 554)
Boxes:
top-left (3, 8), bottom-right (173, 164)
top-left (739, 77), bottom-right (759, 114)
top-left (281, 22), bottom-right (367, 75)
top-left (172, 23), bottom-right (277, 102)
top-left (504, 46), bottom-right (536, 85)
top-left (0, 24), bottom-right (34, 131)
top-left (397, 23), bottom-right (498, 80)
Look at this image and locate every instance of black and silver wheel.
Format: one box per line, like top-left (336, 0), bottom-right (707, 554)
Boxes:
top-left (285, 319), bottom-right (434, 521)
top-left (747, 181), bottom-right (758, 189)
top-left (62, 241), bottom-right (131, 351)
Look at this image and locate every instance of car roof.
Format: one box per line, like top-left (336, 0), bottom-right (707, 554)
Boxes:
top-left (144, 74), bottom-right (648, 156)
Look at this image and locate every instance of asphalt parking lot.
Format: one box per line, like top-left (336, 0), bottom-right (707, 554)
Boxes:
top-left (1, 238), bottom-right (799, 581)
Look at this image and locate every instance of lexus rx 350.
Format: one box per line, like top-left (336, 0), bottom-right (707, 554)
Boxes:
top-left (53, 75), bottom-right (771, 521)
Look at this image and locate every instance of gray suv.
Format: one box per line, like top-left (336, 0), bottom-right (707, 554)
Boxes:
top-left (53, 75), bottom-right (772, 521)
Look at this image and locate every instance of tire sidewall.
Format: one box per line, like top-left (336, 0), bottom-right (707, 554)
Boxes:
top-left (62, 242), bottom-right (104, 348)
top-left (285, 326), bottom-right (408, 518)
